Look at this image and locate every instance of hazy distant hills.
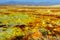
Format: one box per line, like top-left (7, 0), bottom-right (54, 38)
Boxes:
top-left (0, 1), bottom-right (60, 6)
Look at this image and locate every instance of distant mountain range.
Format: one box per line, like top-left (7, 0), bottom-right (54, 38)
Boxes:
top-left (0, 1), bottom-right (60, 6)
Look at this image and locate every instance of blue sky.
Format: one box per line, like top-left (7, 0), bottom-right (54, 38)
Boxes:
top-left (0, 0), bottom-right (59, 2)
top-left (0, 0), bottom-right (60, 5)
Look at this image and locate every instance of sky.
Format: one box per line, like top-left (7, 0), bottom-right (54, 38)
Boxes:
top-left (0, 0), bottom-right (60, 5)
top-left (0, 0), bottom-right (59, 3)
